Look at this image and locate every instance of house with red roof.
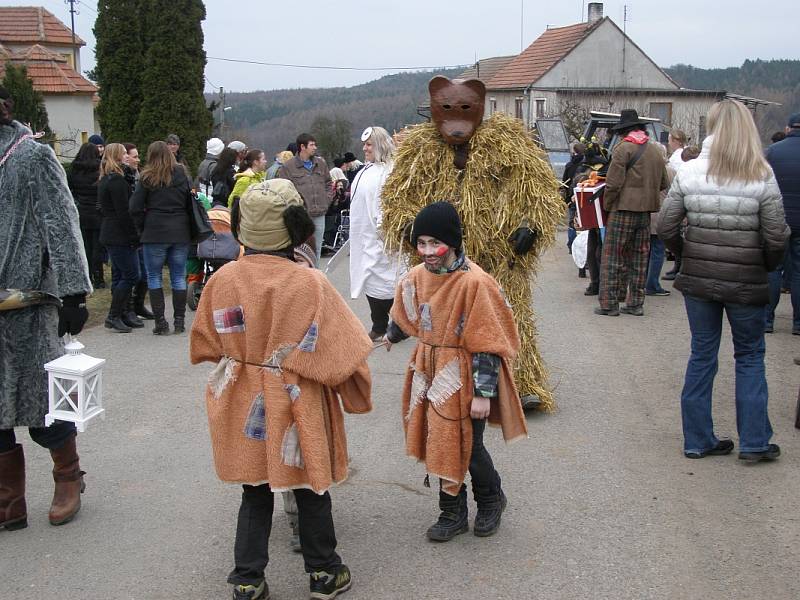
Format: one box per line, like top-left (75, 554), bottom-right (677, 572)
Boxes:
top-left (0, 6), bottom-right (98, 159)
top-left (474, 2), bottom-right (726, 144)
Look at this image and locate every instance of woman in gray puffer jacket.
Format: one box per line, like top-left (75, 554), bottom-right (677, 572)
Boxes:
top-left (658, 99), bottom-right (789, 463)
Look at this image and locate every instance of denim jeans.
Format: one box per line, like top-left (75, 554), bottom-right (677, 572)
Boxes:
top-left (227, 484), bottom-right (341, 586)
top-left (766, 230), bottom-right (800, 330)
top-left (311, 215), bottom-right (325, 264)
top-left (681, 295), bottom-right (773, 454)
top-left (106, 245), bottom-right (140, 291)
top-left (645, 235), bottom-right (667, 293)
top-left (142, 243), bottom-right (189, 290)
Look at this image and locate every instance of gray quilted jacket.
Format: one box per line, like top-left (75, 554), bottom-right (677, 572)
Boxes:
top-left (657, 136), bottom-right (789, 306)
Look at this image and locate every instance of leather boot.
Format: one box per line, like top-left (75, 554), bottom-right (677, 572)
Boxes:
top-left (149, 288), bottom-right (170, 335)
top-left (172, 289), bottom-right (187, 334)
top-left (104, 287), bottom-right (132, 333)
top-left (133, 282), bottom-right (155, 319)
top-left (0, 444), bottom-right (27, 531)
top-left (48, 434), bottom-right (85, 526)
top-left (426, 484), bottom-right (468, 541)
top-left (472, 472), bottom-right (506, 537)
top-left (121, 294), bottom-right (144, 329)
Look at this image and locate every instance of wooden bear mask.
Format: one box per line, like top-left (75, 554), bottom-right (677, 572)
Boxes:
top-left (429, 76), bottom-right (486, 169)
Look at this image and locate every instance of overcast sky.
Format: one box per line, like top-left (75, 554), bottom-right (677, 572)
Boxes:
top-left (3, 0), bottom-right (796, 93)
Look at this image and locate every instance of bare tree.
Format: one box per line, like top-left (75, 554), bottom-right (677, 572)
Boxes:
top-left (310, 115), bottom-right (353, 163)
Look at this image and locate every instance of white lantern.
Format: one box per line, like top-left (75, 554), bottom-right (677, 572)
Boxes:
top-left (44, 336), bottom-right (106, 432)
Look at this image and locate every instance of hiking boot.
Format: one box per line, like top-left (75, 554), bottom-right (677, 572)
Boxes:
top-left (149, 289), bottom-right (170, 335)
top-left (427, 485), bottom-right (468, 542)
top-left (48, 434), bottom-right (85, 525)
top-left (310, 564), bottom-right (352, 600)
top-left (172, 289), bottom-right (187, 334)
top-left (684, 439), bottom-right (734, 459)
top-left (0, 444), bottom-right (27, 531)
top-left (474, 489), bottom-right (507, 537)
top-left (739, 443), bottom-right (781, 462)
top-left (232, 580), bottom-right (269, 600)
top-left (594, 307), bottom-right (619, 316)
top-left (620, 305), bottom-right (644, 316)
top-left (133, 282), bottom-right (155, 319)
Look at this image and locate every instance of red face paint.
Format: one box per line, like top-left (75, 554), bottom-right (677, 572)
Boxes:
top-left (434, 245), bottom-right (448, 256)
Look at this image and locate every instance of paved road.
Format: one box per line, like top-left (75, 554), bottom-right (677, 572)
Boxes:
top-left (4, 235), bottom-right (800, 600)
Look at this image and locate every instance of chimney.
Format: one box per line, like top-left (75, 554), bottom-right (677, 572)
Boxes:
top-left (587, 2), bottom-right (603, 24)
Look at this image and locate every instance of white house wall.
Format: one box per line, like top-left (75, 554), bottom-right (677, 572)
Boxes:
top-left (534, 20), bottom-right (677, 91)
top-left (44, 94), bottom-right (95, 160)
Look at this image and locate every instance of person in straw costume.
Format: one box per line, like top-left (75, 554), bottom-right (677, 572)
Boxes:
top-left (381, 76), bottom-right (564, 411)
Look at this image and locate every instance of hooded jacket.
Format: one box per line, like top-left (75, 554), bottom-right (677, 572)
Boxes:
top-left (657, 136), bottom-right (790, 305)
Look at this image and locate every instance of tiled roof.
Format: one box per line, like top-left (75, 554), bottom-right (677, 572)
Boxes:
top-left (487, 21), bottom-right (596, 90)
top-left (459, 55), bottom-right (517, 84)
top-left (0, 7), bottom-right (85, 47)
top-left (0, 44), bottom-right (96, 94)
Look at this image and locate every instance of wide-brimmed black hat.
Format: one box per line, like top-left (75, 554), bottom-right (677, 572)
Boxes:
top-left (343, 152), bottom-right (358, 163)
top-left (610, 109), bottom-right (649, 132)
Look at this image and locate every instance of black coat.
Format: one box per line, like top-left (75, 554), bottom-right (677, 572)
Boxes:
top-left (98, 172), bottom-right (138, 246)
top-left (129, 166), bottom-right (192, 244)
top-left (67, 162), bottom-right (101, 229)
top-left (766, 130), bottom-right (800, 232)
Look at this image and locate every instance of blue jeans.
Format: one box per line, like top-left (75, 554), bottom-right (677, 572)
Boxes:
top-left (645, 235), bottom-right (666, 293)
top-left (311, 215), bottom-right (325, 264)
top-left (681, 295), bottom-right (773, 454)
top-left (766, 231), bottom-right (800, 330)
top-left (106, 245), bottom-right (140, 291)
top-left (142, 243), bottom-right (189, 290)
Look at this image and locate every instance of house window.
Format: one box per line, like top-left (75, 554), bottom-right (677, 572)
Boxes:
top-left (515, 97), bottom-right (524, 120)
top-left (81, 131), bottom-right (89, 144)
top-left (698, 116), bottom-right (707, 142)
top-left (61, 53), bottom-right (74, 69)
top-left (489, 98), bottom-right (497, 115)
top-left (535, 98), bottom-right (546, 119)
top-left (649, 102), bottom-right (673, 126)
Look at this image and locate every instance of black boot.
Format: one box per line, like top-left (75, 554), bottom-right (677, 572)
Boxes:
top-left (104, 287), bottom-right (132, 333)
top-left (584, 282), bottom-right (599, 296)
top-left (426, 484), bottom-right (468, 541)
top-left (472, 472), bottom-right (506, 537)
top-left (132, 282), bottom-right (154, 319)
top-left (122, 296), bottom-right (144, 329)
top-left (92, 269), bottom-right (106, 289)
top-left (149, 288), bottom-right (170, 335)
top-left (172, 289), bottom-right (187, 334)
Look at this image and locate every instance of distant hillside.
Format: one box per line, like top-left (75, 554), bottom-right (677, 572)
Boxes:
top-left (214, 69), bottom-right (462, 160)
top-left (665, 59), bottom-right (799, 139)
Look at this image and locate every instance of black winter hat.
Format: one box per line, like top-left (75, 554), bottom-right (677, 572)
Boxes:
top-left (411, 201), bottom-right (463, 250)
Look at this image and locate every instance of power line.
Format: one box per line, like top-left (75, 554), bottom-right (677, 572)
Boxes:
top-left (206, 56), bottom-right (469, 72)
top-left (77, 0), bottom-right (96, 14)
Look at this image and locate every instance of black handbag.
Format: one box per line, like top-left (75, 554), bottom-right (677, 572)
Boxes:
top-left (188, 191), bottom-right (213, 244)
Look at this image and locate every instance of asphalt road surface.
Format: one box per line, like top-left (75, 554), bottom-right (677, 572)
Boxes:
top-left (4, 234), bottom-right (799, 600)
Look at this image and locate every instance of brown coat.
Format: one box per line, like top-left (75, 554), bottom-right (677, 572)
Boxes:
top-left (604, 140), bottom-right (670, 213)
top-left (276, 156), bottom-right (334, 217)
top-left (189, 254), bottom-right (372, 492)
top-left (390, 260), bottom-right (527, 496)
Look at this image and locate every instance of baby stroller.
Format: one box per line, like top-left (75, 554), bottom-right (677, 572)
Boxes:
top-left (187, 206), bottom-right (242, 311)
top-left (332, 209), bottom-right (350, 250)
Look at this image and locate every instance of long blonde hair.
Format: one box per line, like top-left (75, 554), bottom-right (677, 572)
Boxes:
top-left (707, 99), bottom-right (770, 185)
top-left (99, 143), bottom-right (126, 178)
top-left (140, 141), bottom-right (177, 188)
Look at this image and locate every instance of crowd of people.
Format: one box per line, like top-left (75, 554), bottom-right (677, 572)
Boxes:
top-left (2, 74), bottom-right (800, 600)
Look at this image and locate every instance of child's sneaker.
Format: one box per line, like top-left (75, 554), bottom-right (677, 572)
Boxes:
top-left (232, 580), bottom-right (269, 600)
top-left (309, 564), bottom-right (352, 599)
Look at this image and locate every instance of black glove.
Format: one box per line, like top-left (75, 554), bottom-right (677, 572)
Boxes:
top-left (58, 294), bottom-right (88, 337)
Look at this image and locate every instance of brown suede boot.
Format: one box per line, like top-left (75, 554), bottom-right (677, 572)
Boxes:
top-left (0, 444), bottom-right (27, 531)
top-left (48, 434), bottom-right (85, 526)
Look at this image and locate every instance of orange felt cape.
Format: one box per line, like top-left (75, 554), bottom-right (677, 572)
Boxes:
top-left (190, 254), bottom-right (372, 493)
top-left (389, 259), bottom-right (527, 495)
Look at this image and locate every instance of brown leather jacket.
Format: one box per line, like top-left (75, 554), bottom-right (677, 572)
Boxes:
top-left (604, 140), bottom-right (669, 212)
top-left (276, 155), bottom-right (333, 217)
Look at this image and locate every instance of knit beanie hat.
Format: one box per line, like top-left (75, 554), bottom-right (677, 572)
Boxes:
top-left (206, 137), bottom-right (224, 156)
top-left (88, 134), bottom-right (104, 145)
top-left (411, 201), bottom-right (463, 250)
top-left (237, 178), bottom-right (305, 251)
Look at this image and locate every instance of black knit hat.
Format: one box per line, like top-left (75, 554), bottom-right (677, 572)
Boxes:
top-left (411, 201), bottom-right (463, 250)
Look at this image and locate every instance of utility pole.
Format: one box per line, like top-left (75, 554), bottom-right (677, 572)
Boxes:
top-left (520, 0), bottom-right (524, 52)
top-left (622, 5), bottom-right (628, 75)
top-left (218, 86), bottom-right (226, 138)
top-left (66, 0), bottom-right (78, 70)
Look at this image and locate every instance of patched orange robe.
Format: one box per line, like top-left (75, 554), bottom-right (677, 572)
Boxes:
top-left (190, 254), bottom-right (372, 493)
top-left (390, 259), bottom-right (527, 495)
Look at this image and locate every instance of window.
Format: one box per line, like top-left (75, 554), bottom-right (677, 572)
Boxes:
top-left (61, 53), bottom-right (74, 69)
top-left (535, 98), bottom-right (546, 119)
top-left (81, 131), bottom-right (88, 144)
top-left (649, 102), bottom-right (673, 126)
top-left (515, 97), bottom-right (524, 120)
top-left (489, 98), bottom-right (497, 115)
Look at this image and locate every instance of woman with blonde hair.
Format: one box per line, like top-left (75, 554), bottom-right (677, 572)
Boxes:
top-left (98, 143), bottom-right (142, 332)
top-left (658, 99), bottom-right (790, 462)
top-left (348, 126), bottom-right (404, 341)
top-left (129, 140), bottom-right (193, 335)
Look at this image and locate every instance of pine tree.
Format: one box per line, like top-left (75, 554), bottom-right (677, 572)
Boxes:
top-left (134, 0), bottom-right (211, 171)
top-left (1, 64), bottom-right (52, 140)
top-left (94, 0), bottom-right (144, 144)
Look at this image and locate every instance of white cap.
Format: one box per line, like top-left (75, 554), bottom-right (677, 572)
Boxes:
top-left (228, 140), bottom-right (247, 152)
top-left (206, 137), bottom-right (224, 156)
